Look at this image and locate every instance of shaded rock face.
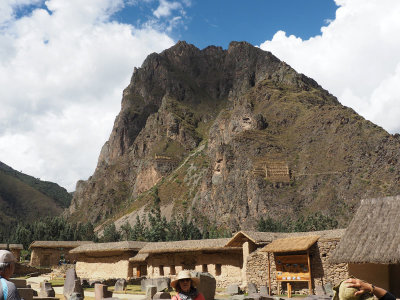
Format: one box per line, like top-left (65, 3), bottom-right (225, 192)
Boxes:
top-left (68, 41), bottom-right (400, 230)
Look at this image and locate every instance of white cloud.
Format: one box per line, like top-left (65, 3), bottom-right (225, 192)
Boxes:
top-left (153, 0), bottom-right (182, 18)
top-left (0, 0), bottom-right (174, 191)
top-left (259, 0), bottom-right (400, 133)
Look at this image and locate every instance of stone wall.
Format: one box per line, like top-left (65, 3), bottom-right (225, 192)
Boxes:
top-left (76, 253), bottom-right (132, 280)
top-left (146, 251), bottom-right (243, 288)
top-left (30, 248), bottom-right (79, 267)
top-left (246, 239), bottom-right (348, 295)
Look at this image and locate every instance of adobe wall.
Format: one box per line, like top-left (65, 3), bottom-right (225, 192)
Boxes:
top-left (145, 251), bottom-right (243, 288)
top-left (76, 253), bottom-right (132, 280)
top-left (30, 248), bottom-right (79, 267)
top-left (348, 263), bottom-right (389, 291)
top-left (246, 239), bottom-right (348, 295)
top-left (10, 249), bottom-right (21, 261)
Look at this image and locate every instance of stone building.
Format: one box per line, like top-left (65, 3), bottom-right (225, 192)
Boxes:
top-left (330, 196), bottom-right (400, 296)
top-left (131, 238), bottom-right (242, 288)
top-left (30, 241), bottom-right (93, 267)
top-left (225, 231), bottom-right (283, 286)
top-left (245, 229), bottom-right (347, 295)
top-left (0, 244), bottom-right (23, 261)
top-left (70, 241), bottom-right (147, 280)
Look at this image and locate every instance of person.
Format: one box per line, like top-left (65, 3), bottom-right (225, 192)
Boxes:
top-left (0, 250), bottom-right (21, 300)
top-left (344, 278), bottom-right (396, 300)
top-left (171, 270), bottom-right (205, 300)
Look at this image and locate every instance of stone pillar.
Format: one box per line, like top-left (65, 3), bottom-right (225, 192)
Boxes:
top-left (242, 242), bottom-right (250, 286)
top-left (94, 284), bottom-right (112, 300)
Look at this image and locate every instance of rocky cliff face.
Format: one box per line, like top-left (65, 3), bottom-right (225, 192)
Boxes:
top-left (68, 41), bottom-right (400, 230)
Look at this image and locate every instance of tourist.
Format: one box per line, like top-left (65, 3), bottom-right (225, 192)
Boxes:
top-left (171, 270), bottom-right (205, 300)
top-left (344, 278), bottom-right (396, 300)
top-left (0, 250), bottom-right (21, 300)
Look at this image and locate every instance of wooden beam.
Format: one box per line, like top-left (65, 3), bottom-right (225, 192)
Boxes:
top-left (307, 250), bottom-right (312, 295)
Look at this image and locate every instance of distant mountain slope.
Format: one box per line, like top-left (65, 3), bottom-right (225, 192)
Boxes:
top-left (67, 41), bottom-right (400, 231)
top-left (0, 161), bottom-right (71, 226)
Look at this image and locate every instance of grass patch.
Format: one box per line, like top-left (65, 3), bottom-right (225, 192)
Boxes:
top-left (49, 278), bottom-right (65, 287)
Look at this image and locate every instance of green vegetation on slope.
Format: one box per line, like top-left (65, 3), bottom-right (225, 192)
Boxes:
top-left (0, 161), bottom-right (72, 208)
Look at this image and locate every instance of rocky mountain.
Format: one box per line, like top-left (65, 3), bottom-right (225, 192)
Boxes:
top-left (0, 161), bottom-right (71, 226)
top-left (68, 41), bottom-right (400, 231)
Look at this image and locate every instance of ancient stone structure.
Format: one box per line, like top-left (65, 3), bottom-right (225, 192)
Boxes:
top-left (64, 268), bottom-right (84, 300)
top-left (94, 283), bottom-right (113, 300)
top-left (0, 244), bottom-right (23, 261)
top-left (192, 272), bottom-right (216, 300)
top-left (70, 241), bottom-right (147, 280)
top-left (29, 241), bottom-right (92, 267)
top-left (245, 230), bottom-right (348, 295)
top-left (132, 238), bottom-right (242, 288)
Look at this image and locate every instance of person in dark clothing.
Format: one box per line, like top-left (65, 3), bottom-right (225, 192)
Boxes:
top-left (345, 278), bottom-right (396, 300)
top-left (0, 250), bottom-right (21, 300)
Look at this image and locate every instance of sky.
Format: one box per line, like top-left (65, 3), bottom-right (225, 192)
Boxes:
top-left (1, 0), bottom-right (400, 192)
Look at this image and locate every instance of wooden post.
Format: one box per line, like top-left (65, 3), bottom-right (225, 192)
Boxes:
top-left (287, 282), bottom-right (292, 298)
top-left (307, 250), bottom-right (312, 295)
top-left (268, 252), bottom-right (271, 295)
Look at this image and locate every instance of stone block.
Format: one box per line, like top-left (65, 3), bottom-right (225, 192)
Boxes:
top-left (39, 281), bottom-right (55, 297)
top-left (17, 288), bottom-right (34, 300)
top-left (259, 286), bottom-right (269, 296)
top-left (114, 278), bottom-right (127, 292)
top-left (95, 283), bottom-right (113, 300)
top-left (192, 272), bottom-right (216, 300)
top-left (10, 279), bottom-right (27, 288)
top-left (153, 292), bottom-right (171, 299)
top-left (324, 283), bottom-right (334, 297)
top-left (226, 284), bottom-right (241, 295)
top-left (248, 283), bottom-right (258, 294)
top-left (90, 280), bottom-right (103, 287)
top-left (69, 292), bottom-right (84, 300)
top-left (315, 285), bottom-right (325, 296)
top-left (146, 285), bottom-right (157, 300)
top-left (63, 269), bottom-right (84, 300)
top-left (230, 295), bottom-right (245, 300)
top-left (141, 278), bottom-right (171, 292)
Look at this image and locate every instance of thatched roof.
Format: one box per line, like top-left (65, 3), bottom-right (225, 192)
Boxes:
top-left (139, 238), bottom-right (241, 254)
top-left (70, 241), bottom-right (147, 254)
top-left (129, 253), bottom-right (149, 262)
top-left (226, 229), bottom-right (345, 247)
top-left (0, 244), bottom-right (23, 250)
top-left (330, 196), bottom-right (400, 264)
top-left (30, 241), bottom-right (93, 249)
top-left (261, 235), bottom-right (320, 253)
top-left (225, 231), bottom-right (278, 247)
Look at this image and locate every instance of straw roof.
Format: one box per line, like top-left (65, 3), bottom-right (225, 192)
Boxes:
top-left (129, 253), bottom-right (149, 262)
top-left (261, 235), bottom-right (320, 253)
top-left (70, 241), bottom-right (147, 254)
top-left (226, 229), bottom-right (345, 247)
top-left (30, 241), bottom-right (93, 249)
top-left (330, 196), bottom-right (400, 264)
top-left (139, 238), bottom-right (241, 254)
top-left (225, 231), bottom-right (278, 247)
top-left (0, 244), bottom-right (23, 250)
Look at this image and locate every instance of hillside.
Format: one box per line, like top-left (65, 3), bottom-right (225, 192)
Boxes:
top-left (0, 161), bottom-right (71, 227)
top-left (67, 41), bottom-right (400, 231)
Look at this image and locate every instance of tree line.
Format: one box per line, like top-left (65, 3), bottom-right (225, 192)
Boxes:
top-left (0, 206), bottom-right (230, 249)
top-left (257, 212), bottom-right (338, 232)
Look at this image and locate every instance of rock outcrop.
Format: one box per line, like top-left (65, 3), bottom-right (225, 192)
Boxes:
top-left (68, 41), bottom-right (400, 230)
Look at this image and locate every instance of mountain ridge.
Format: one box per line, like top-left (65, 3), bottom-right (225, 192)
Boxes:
top-left (67, 41), bottom-right (400, 231)
top-left (0, 161), bottom-right (72, 230)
